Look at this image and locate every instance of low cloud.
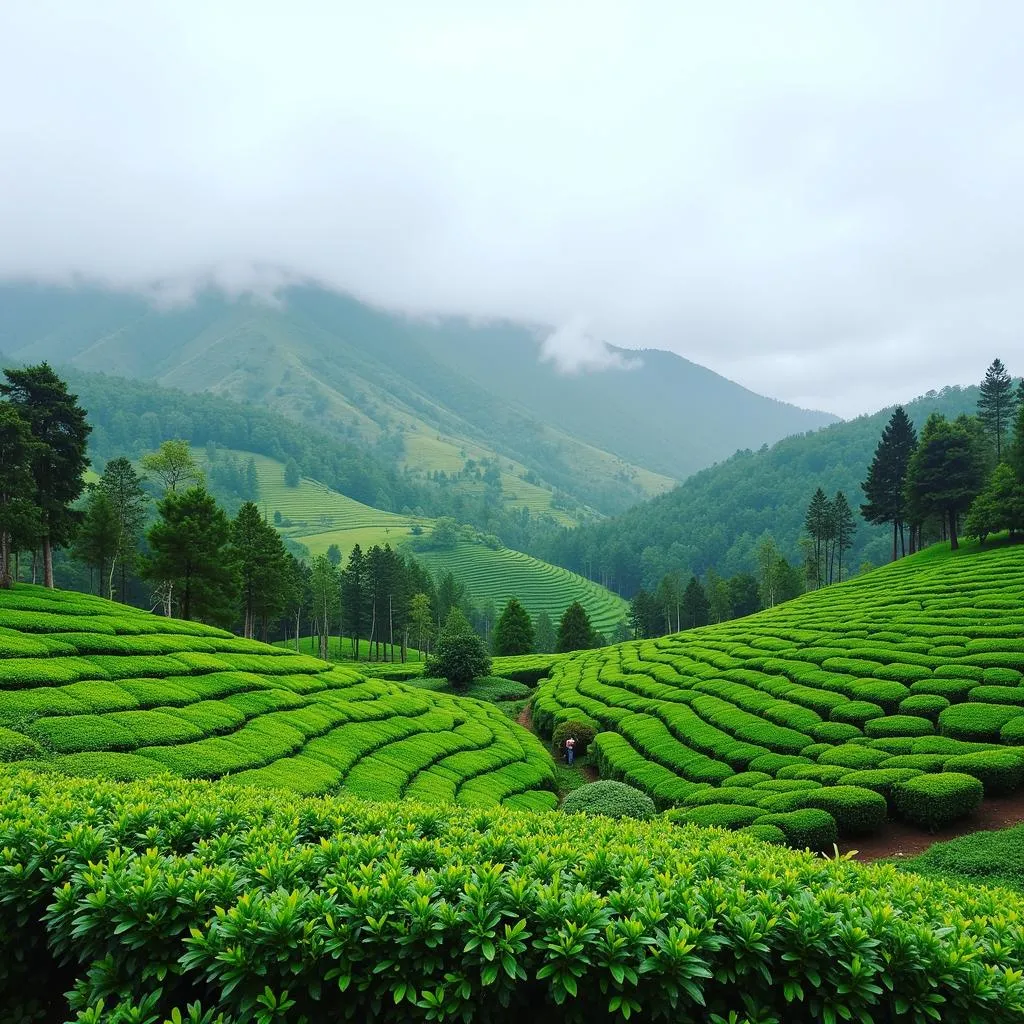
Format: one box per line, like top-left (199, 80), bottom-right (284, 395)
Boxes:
top-left (540, 318), bottom-right (641, 375)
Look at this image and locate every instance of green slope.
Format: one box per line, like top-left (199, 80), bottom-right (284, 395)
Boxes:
top-left (535, 540), bottom-right (1024, 841)
top-left (411, 540), bottom-right (629, 637)
top-left (1, 281), bottom-right (835, 515)
top-left (0, 585), bottom-right (555, 809)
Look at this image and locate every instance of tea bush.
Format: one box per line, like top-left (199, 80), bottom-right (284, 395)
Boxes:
top-left (561, 779), bottom-right (656, 819)
top-left (893, 772), bottom-right (984, 830)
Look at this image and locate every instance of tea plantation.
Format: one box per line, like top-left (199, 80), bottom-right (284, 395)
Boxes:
top-left (0, 586), bottom-right (557, 812)
top-left (535, 542), bottom-right (1024, 842)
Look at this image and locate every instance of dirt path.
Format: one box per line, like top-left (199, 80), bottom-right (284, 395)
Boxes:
top-left (516, 703), bottom-right (533, 730)
top-left (841, 791), bottom-right (1024, 861)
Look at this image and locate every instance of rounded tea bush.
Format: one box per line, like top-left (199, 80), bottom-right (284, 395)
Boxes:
top-left (817, 744), bottom-right (890, 770)
top-left (839, 768), bottom-right (925, 807)
top-left (738, 823), bottom-right (787, 845)
top-left (811, 722), bottom-right (863, 744)
top-left (562, 780), bottom-right (655, 820)
top-left (864, 714), bottom-right (935, 739)
top-left (939, 704), bottom-right (1023, 743)
top-left (666, 803), bottom-right (762, 830)
top-left (753, 808), bottom-right (838, 850)
top-left (893, 772), bottom-right (984, 831)
top-left (831, 701), bottom-right (886, 727)
top-left (551, 720), bottom-right (597, 758)
top-left (800, 785), bottom-right (888, 836)
top-left (898, 693), bottom-right (950, 722)
top-left (944, 751), bottom-right (1024, 796)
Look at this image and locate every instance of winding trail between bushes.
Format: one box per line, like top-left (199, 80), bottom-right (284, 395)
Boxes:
top-left (517, 702), bottom-right (598, 783)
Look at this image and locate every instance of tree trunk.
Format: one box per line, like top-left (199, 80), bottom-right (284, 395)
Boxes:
top-left (0, 532), bottom-right (11, 589)
top-left (949, 510), bottom-right (959, 551)
top-left (43, 538), bottom-right (54, 589)
top-left (892, 521), bottom-right (898, 563)
top-left (294, 610), bottom-right (301, 653)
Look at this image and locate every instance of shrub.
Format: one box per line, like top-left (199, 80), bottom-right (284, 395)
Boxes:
top-left (561, 780), bottom-right (656, 820)
top-left (753, 808), bottom-right (839, 850)
top-left (720, 770), bottom-right (772, 788)
top-left (0, 727), bottom-right (40, 761)
top-left (939, 703), bottom-right (1023, 742)
top-left (882, 753), bottom-right (953, 772)
top-left (738, 823), bottom-right (787, 845)
top-left (893, 773), bottom-right (984, 831)
top-left (776, 764), bottom-right (850, 785)
top-left (747, 753), bottom-right (811, 774)
top-left (968, 685), bottom-right (1024, 707)
top-left (666, 803), bottom-right (762, 830)
top-left (898, 694), bottom-right (950, 721)
top-left (800, 786), bottom-right (888, 836)
top-left (982, 667), bottom-right (1024, 686)
top-left (909, 677), bottom-right (977, 701)
top-left (1002, 717), bottom-right (1024, 745)
top-left (864, 715), bottom-right (935, 738)
top-left (839, 768), bottom-right (924, 806)
top-left (810, 722), bottom-right (863, 743)
top-left (799, 743), bottom-right (833, 759)
top-left (752, 778), bottom-right (822, 793)
top-left (831, 701), bottom-right (885, 726)
top-left (817, 744), bottom-right (891, 770)
top-left (850, 680), bottom-right (911, 712)
top-left (551, 721), bottom-right (597, 758)
top-left (682, 787), bottom-right (763, 807)
top-left (865, 737), bottom-right (915, 754)
top-left (425, 609), bottom-right (491, 687)
top-left (944, 751), bottom-right (1024, 796)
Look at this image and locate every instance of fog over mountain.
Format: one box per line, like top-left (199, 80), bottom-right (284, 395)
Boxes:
top-left (2, 2), bottom-right (1023, 414)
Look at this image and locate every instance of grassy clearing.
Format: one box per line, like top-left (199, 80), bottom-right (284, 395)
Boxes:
top-left (897, 825), bottom-right (1024, 892)
top-left (534, 541), bottom-right (1024, 844)
top-left (0, 585), bottom-right (555, 810)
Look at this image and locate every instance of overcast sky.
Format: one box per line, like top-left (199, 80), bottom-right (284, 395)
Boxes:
top-left (2, 2), bottom-right (1022, 416)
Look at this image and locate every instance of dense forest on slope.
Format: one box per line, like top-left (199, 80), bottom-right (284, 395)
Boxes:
top-left (0, 282), bottom-right (835, 513)
top-left (538, 386), bottom-right (982, 595)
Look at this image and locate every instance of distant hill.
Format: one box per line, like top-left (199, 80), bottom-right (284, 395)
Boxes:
top-left (538, 385), bottom-right (984, 593)
top-left (0, 281), bottom-right (836, 514)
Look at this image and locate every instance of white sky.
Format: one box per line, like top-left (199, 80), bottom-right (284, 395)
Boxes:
top-left (2, 1), bottom-right (1023, 416)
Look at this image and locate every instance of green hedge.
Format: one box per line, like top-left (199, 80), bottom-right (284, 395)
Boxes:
top-left (0, 727), bottom-right (41, 762)
top-left (943, 751), bottom-right (1024, 796)
top-left (817, 744), bottom-right (891, 770)
top-left (939, 704), bottom-right (1024, 743)
top-left (893, 773), bottom-right (984, 831)
top-left (665, 803), bottom-right (763, 830)
top-left (562, 780), bottom-right (656, 820)
top-left (799, 785), bottom-right (888, 836)
top-left (752, 808), bottom-right (839, 851)
top-left (839, 768), bottom-right (925, 806)
top-left (831, 701), bottom-right (885, 726)
top-left (737, 823), bottom-right (787, 845)
top-left (811, 721), bottom-right (863, 743)
top-left (898, 694), bottom-right (950, 721)
top-left (864, 715), bottom-right (935, 739)
top-left (849, 680), bottom-right (912, 713)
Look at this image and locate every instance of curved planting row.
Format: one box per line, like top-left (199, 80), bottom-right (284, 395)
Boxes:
top-left (0, 585), bottom-right (555, 810)
top-left (413, 541), bottom-right (628, 636)
top-left (535, 544), bottom-right (1024, 843)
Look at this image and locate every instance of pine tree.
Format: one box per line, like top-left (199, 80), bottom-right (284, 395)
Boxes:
top-left (99, 457), bottom-right (148, 602)
top-left (557, 601), bottom-right (596, 653)
top-left (705, 568), bottom-right (732, 624)
top-left (284, 458), bottom-right (301, 488)
top-left (0, 404), bottom-right (39, 587)
top-left (804, 488), bottom-right (830, 589)
top-left (341, 545), bottom-right (366, 659)
top-left (231, 502), bottom-right (289, 640)
top-left (861, 406), bottom-right (918, 561)
top-left (534, 610), bottom-right (556, 653)
top-left (142, 486), bottom-right (238, 624)
top-left (1, 363), bottom-right (91, 588)
top-left (71, 487), bottom-right (119, 595)
top-left (680, 576), bottom-right (709, 629)
top-left (1011, 380), bottom-right (1024, 480)
top-left (831, 490), bottom-right (857, 582)
top-left (978, 358), bottom-right (1017, 462)
top-left (493, 597), bottom-right (534, 655)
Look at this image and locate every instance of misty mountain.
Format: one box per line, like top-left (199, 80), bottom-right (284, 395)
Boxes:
top-left (0, 282), bottom-right (837, 513)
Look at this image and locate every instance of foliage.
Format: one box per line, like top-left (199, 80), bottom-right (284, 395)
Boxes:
top-left (561, 779), bottom-right (656, 819)
top-left (977, 357), bottom-right (1018, 462)
top-left (899, 824), bottom-right (1024, 892)
top-left (556, 601), bottom-right (596, 653)
top-left (861, 406), bottom-right (918, 562)
top-left (965, 462), bottom-right (1024, 542)
top-left (892, 772), bottom-right (984, 830)
top-left (140, 439), bottom-right (204, 493)
top-left (425, 608), bottom-right (492, 688)
top-left (551, 720), bottom-right (597, 758)
top-left (493, 597), bottom-right (534, 656)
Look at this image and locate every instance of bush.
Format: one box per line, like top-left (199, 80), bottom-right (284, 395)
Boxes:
top-left (424, 609), bottom-right (491, 688)
top-left (883, 754), bottom-right (949, 772)
top-left (753, 778), bottom-right (822, 793)
top-left (831, 701), bottom-right (885, 726)
top-left (864, 715), bottom-right (935, 738)
top-left (738, 823), bottom-right (787, 845)
top-left (551, 721), bottom-right (597, 758)
top-left (839, 768), bottom-right (924, 806)
top-left (893, 773), bottom-right (984, 831)
top-left (753, 809), bottom-right (839, 850)
top-left (939, 703), bottom-right (1023, 743)
top-left (817, 744), bottom-right (891, 770)
top-left (849, 680), bottom-right (911, 713)
top-left (776, 764), bottom-right (850, 785)
top-left (720, 770), bottom-right (772, 788)
top-left (799, 743), bottom-right (833, 760)
top-left (909, 677), bottom-right (977, 702)
top-left (561, 780), bottom-right (656, 820)
top-left (666, 803), bottom-right (763, 830)
top-left (898, 694), bottom-right (950, 722)
top-left (1002, 717), bottom-right (1024, 745)
top-left (811, 721), bottom-right (863, 743)
top-left (0, 727), bottom-right (41, 761)
top-left (968, 685), bottom-right (1024, 707)
top-left (747, 753), bottom-right (811, 774)
top-left (865, 737), bottom-right (915, 754)
top-left (800, 786), bottom-right (888, 836)
top-left (944, 752), bottom-right (1024, 796)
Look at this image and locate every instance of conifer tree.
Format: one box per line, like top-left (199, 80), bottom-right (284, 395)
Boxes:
top-left (71, 486), bottom-right (118, 595)
top-left (557, 601), bottom-right (596, 653)
top-left (804, 488), bottom-right (830, 589)
top-left (99, 457), bottom-right (148, 602)
top-left (861, 406), bottom-right (918, 561)
top-left (680, 575), bottom-right (709, 629)
top-left (831, 490), bottom-right (857, 583)
top-left (1011, 379), bottom-right (1024, 480)
top-left (534, 610), bottom-right (556, 653)
top-left (341, 545), bottom-right (366, 659)
top-left (0, 404), bottom-right (39, 587)
top-left (231, 501), bottom-right (289, 640)
top-left (1, 363), bottom-right (91, 588)
top-left (493, 597), bottom-right (535, 655)
top-left (978, 358), bottom-right (1017, 462)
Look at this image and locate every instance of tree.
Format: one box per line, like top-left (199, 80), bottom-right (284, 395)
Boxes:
top-left (905, 413), bottom-right (987, 551)
top-left (98, 457), bottom-right (148, 601)
top-left (71, 487), bottom-right (118, 594)
top-left (430, 517), bottom-right (459, 549)
top-left (284, 458), bottom-right (301, 488)
top-left (629, 588), bottom-right (661, 639)
top-left (308, 554), bottom-right (340, 660)
top-left (140, 440), bottom-right (203, 494)
top-left (493, 597), bottom-right (534, 655)
top-left (231, 502), bottom-right (289, 640)
top-left (964, 463), bottom-right (1024, 543)
top-left (326, 543), bottom-right (342, 566)
top-left (1012, 380), bottom-right (1024, 480)
top-left (756, 534), bottom-right (780, 609)
top-left (0, 404), bottom-right (39, 586)
top-left (1, 363), bottom-right (91, 588)
top-left (341, 545), bottom-right (366, 659)
top-left (409, 592), bottom-right (434, 660)
top-left (425, 608), bottom-right (491, 689)
top-left (534, 610), bottom-right (556, 654)
top-left (557, 601), bottom-right (596, 653)
top-left (143, 487), bottom-right (238, 624)
top-left (654, 572), bottom-right (682, 633)
top-left (680, 576), bottom-right (709, 629)
top-left (978, 358), bottom-right (1017, 463)
top-left (804, 488), bottom-right (831, 589)
top-left (831, 490), bottom-right (857, 583)
top-left (705, 568), bottom-right (731, 624)
top-left (726, 573), bottom-right (760, 618)
top-left (861, 406), bottom-right (917, 561)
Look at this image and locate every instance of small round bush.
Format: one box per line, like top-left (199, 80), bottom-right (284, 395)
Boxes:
top-left (932, 664), bottom-right (985, 682)
top-left (898, 694), bottom-right (950, 722)
top-left (968, 685), bottom-right (1024, 707)
top-left (776, 764), bottom-right (850, 785)
top-left (866, 737), bottom-right (915, 755)
top-left (882, 754), bottom-right (947, 773)
top-left (811, 722), bottom-right (863, 744)
top-left (982, 667), bottom-right (1023, 686)
top-left (893, 772), bottom-right (984, 831)
top-left (562, 781), bottom-right (655, 820)
top-left (748, 753), bottom-right (811, 774)
top-left (753, 809), bottom-right (838, 850)
top-left (850, 680), bottom-right (911, 713)
top-left (1002, 717), bottom-right (1024, 745)
top-left (839, 768), bottom-right (924, 806)
top-left (817, 744), bottom-right (891, 770)
top-left (800, 743), bottom-right (833, 760)
top-left (831, 702), bottom-right (886, 727)
top-left (0, 726), bottom-right (41, 762)
top-left (801, 785), bottom-right (888, 836)
top-left (944, 751), bottom-right (1024, 796)
top-left (551, 720), bottom-right (597, 758)
top-left (720, 771), bottom-right (772, 788)
top-left (752, 778), bottom-right (822, 793)
top-left (738, 823), bottom-right (788, 845)
top-left (909, 677), bottom-right (976, 702)
top-left (939, 704), bottom-right (1023, 743)
top-left (864, 715), bottom-right (935, 739)
top-left (682, 787), bottom-right (763, 808)
top-left (755, 791), bottom-right (813, 814)
top-left (871, 663), bottom-right (932, 685)
top-left (666, 803), bottom-right (762, 830)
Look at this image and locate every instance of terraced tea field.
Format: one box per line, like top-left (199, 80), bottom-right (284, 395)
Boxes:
top-left (0, 586), bottom-right (556, 811)
top-left (412, 541), bottom-right (629, 637)
top-left (535, 542), bottom-right (1024, 843)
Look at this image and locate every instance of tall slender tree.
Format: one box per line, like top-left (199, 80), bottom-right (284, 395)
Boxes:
top-left (99, 457), bottom-right (148, 602)
top-left (231, 502), bottom-right (289, 640)
top-left (831, 490), bottom-right (857, 583)
top-left (977, 358), bottom-right (1017, 462)
top-left (71, 486), bottom-right (118, 594)
top-left (308, 554), bottom-right (340, 660)
top-left (1, 363), bottom-right (91, 588)
top-left (804, 488), bottom-right (831, 589)
top-left (341, 545), bottom-right (366, 659)
top-left (557, 601), bottom-right (596, 653)
top-left (0, 405), bottom-right (39, 587)
top-left (680, 575), bottom-right (709, 629)
top-left (493, 597), bottom-right (534, 655)
top-left (861, 406), bottom-right (918, 561)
